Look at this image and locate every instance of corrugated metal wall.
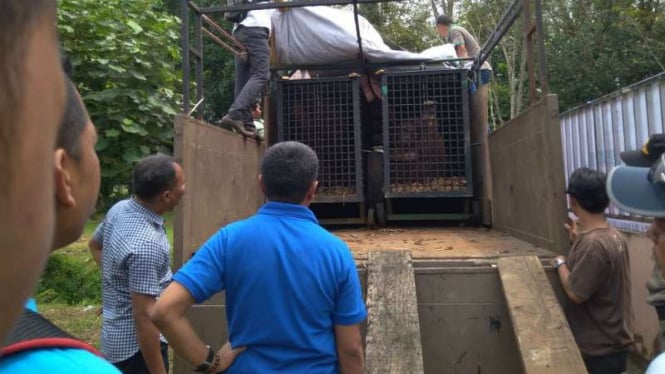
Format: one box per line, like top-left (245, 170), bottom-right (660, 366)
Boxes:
top-left (560, 72), bottom-right (665, 218)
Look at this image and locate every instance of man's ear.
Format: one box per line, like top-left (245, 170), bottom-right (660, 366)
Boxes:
top-left (258, 174), bottom-right (267, 195)
top-left (161, 189), bottom-right (171, 204)
top-left (569, 196), bottom-right (579, 210)
top-left (54, 149), bottom-right (75, 208)
top-left (305, 180), bottom-right (318, 202)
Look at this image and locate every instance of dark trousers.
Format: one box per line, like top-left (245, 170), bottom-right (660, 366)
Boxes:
top-left (114, 342), bottom-right (169, 374)
top-left (229, 25), bottom-right (270, 127)
top-left (582, 351), bottom-right (627, 374)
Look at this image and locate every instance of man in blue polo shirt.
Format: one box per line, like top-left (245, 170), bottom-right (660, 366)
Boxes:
top-left (152, 141), bottom-right (366, 373)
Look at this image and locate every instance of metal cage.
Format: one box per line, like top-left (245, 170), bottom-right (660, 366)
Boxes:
top-left (382, 69), bottom-right (472, 198)
top-left (276, 77), bottom-right (363, 203)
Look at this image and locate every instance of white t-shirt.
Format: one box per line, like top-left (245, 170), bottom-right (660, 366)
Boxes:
top-left (239, 9), bottom-right (276, 32)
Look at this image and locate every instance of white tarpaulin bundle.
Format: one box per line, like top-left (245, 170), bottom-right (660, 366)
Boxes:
top-left (271, 6), bottom-right (458, 65)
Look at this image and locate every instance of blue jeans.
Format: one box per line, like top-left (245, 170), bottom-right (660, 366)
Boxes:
top-left (479, 69), bottom-right (492, 86)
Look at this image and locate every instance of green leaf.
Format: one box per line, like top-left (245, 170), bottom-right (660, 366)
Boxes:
top-left (59, 25), bottom-right (75, 34)
top-left (108, 64), bottom-right (127, 73)
top-left (140, 145), bottom-right (150, 155)
top-left (126, 20), bottom-right (143, 34)
top-left (105, 129), bottom-right (121, 138)
top-left (122, 148), bottom-right (141, 163)
top-left (101, 168), bottom-right (120, 178)
top-left (130, 71), bottom-right (147, 81)
top-left (95, 137), bottom-right (110, 151)
top-left (120, 119), bottom-right (144, 134)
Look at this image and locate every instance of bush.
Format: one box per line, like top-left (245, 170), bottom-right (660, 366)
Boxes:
top-left (57, 0), bottom-right (182, 210)
top-left (37, 254), bottom-right (102, 305)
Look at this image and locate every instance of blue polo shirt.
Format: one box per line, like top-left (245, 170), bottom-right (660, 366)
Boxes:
top-left (174, 202), bottom-right (367, 373)
top-left (0, 299), bottom-right (120, 373)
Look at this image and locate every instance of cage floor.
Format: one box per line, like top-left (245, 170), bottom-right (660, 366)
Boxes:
top-left (333, 227), bottom-right (550, 259)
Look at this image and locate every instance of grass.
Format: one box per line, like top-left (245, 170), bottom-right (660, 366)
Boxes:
top-left (38, 210), bottom-right (174, 350)
top-left (40, 303), bottom-right (103, 349)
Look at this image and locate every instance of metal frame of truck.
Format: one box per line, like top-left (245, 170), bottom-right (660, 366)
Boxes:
top-left (172, 1), bottom-right (581, 372)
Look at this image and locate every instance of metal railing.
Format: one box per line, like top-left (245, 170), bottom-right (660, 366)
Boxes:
top-left (179, 0), bottom-right (546, 117)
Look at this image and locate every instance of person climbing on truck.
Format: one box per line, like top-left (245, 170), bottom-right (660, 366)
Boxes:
top-left (435, 15), bottom-right (492, 85)
top-left (219, 3), bottom-right (275, 140)
top-left (552, 167), bottom-right (633, 374)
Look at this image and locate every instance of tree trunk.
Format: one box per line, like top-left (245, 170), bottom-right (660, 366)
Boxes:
top-left (439, 0), bottom-right (455, 16)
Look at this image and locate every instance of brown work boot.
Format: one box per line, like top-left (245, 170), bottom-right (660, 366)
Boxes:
top-left (220, 114), bottom-right (256, 138)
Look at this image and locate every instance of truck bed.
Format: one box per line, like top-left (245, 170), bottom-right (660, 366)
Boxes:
top-left (332, 227), bottom-right (553, 259)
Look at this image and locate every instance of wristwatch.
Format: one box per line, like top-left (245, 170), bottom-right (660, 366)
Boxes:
top-left (552, 257), bottom-right (566, 269)
top-left (194, 345), bottom-right (216, 373)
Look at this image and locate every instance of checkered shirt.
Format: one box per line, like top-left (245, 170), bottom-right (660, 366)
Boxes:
top-left (92, 198), bottom-right (172, 363)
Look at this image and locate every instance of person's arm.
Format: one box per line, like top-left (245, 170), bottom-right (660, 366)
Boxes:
top-left (654, 249), bottom-right (665, 279)
top-left (647, 220), bottom-right (665, 278)
top-left (552, 243), bottom-right (608, 305)
top-left (335, 324), bottom-right (364, 374)
top-left (132, 293), bottom-right (167, 374)
top-left (126, 243), bottom-right (171, 374)
top-left (564, 216), bottom-right (579, 243)
top-left (332, 246), bottom-right (367, 372)
top-left (449, 29), bottom-right (469, 59)
top-left (552, 257), bottom-right (585, 304)
top-left (88, 221), bottom-right (104, 267)
top-left (151, 282), bottom-right (245, 371)
top-left (88, 238), bottom-right (103, 267)
top-left (455, 44), bottom-right (469, 58)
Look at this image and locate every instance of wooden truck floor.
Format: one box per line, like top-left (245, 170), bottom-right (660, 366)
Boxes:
top-left (333, 227), bottom-right (554, 259)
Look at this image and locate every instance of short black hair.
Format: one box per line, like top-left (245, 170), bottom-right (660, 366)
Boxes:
top-left (261, 141), bottom-right (318, 204)
top-left (436, 15), bottom-right (454, 26)
top-left (567, 167), bottom-right (610, 214)
top-left (132, 154), bottom-right (178, 201)
top-left (56, 79), bottom-right (88, 158)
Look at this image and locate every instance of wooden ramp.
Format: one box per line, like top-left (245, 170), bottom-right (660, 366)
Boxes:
top-left (365, 250), bottom-right (424, 374)
top-left (498, 256), bottom-right (587, 374)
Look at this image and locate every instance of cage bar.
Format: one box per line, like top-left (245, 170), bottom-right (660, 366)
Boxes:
top-left (382, 69), bottom-right (472, 198)
top-left (276, 77), bottom-right (363, 203)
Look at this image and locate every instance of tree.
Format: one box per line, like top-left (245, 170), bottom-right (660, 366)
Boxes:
top-left (57, 0), bottom-right (182, 208)
top-left (458, 0), bottom-right (528, 126)
top-left (544, 0), bottom-right (665, 110)
top-left (360, 0), bottom-right (440, 52)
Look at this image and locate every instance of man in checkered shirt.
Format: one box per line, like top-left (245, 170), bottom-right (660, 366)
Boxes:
top-left (89, 154), bottom-right (186, 374)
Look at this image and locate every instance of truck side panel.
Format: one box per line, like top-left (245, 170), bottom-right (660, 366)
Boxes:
top-left (489, 94), bottom-right (569, 254)
top-left (173, 114), bottom-right (264, 269)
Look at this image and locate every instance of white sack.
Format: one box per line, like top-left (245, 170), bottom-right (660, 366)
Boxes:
top-left (419, 44), bottom-right (459, 61)
top-left (272, 6), bottom-right (430, 65)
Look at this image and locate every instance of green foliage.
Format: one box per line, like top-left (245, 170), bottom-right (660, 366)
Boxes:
top-left (545, 0), bottom-right (665, 111)
top-left (37, 254), bottom-right (101, 305)
top-left (57, 0), bottom-right (182, 208)
top-left (359, 0), bottom-right (440, 52)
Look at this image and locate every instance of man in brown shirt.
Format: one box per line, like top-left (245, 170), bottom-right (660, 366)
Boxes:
top-left (552, 167), bottom-right (633, 374)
